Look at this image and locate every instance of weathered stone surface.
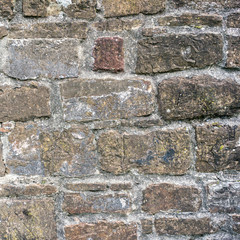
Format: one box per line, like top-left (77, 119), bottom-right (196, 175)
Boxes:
top-left (158, 76), bottom-right (240, 120)
top-left (93, 19), bottom-right (142, 32)
top-left (4, 40), bottom-right (79, 80)
top-left (110, 183), bottom-right (132, 191)
top-left (0, 26), bottom-right (8, 39)
top-left (142, 27), bottom-right (167, 37)
top-left (0, 184), bottom-right (57, 197)
top-left (142, 183), bottom-right (201, 214)
top-left (0, 84), bottom-right (51, 122)
top-left (9, 22), bottom-right (88, 39)
top-left (141, 219), bottom-right (153, 234)
top-left (136, 34), bottom-right (223, 74)
top-left (227, 13), bottom-right (240, 28)
top-left (63, 193), bottom-right (131, 214)
top-left (40, 126), bottom-right (97, 176)
top-left (63, 0), bottom-right (97, 19)
top-left (0, 142), bottom-right (5, 177)
top-left (65, 183), bottom-right (107, 191)
top-left (196, 123), bottom-right (240, 172)
top-left (60, 79), bottom-right (155, 122)
top-left (0, 0), bottom-right (15, 19)
top-left (155, 217), bottom-right (215, 235)
top-left (0, 199), bottom-right (57, 240)
top-left (65, 221), bottom-right (137, 240)
top-left (103, 0), bottom-right (166, 17)
top-left (93, 37), bottom-right (124, 72)
top-left (232, 214), bottom-right (240, 233)
top-left (207, 182), bottom-right (240, 213)
top-left (98, 127), bottom-right (191, 175)
top-left (6, 122), bottom-right (44, 176)
top-left (23, 0), bottom-right (50, 17)
top-left (226, 36), bottom-right (240, 68)
top-left (158, 14), bottom-right (222, 27)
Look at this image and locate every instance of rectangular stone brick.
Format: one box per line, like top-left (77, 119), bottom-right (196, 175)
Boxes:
top-left (0, 184), bottom-right (57, 197)
top-left (155, 217), bottom-right (216, 235)
top-left (60, 79), bottom-right (155, 122)
top-left (0, 199), bottom-right (57, 239)
top-left (103, 0), bottom-right (166, 17)
top-left (207, 182), bottom-right (240, 213)
top-left (142, 27), bottom-right (167, 37)
top-left (136, 34), bottom-right (223, 74)
top-left (158, 14), bottom-right (222, 27)
top-left (226, 36), bottom-right (240, 68)
top-left (63, 193), bottom-right (131, 214)
top-left (0, 0), bottom-right (15, 19)
top-left (141, 219), bottom-right (153, 234)
top-left (6, 122), bottom-right (44, 176)
top-left (0, 142), bottom-right (4, 177)
top-left (93, 37), bottom-right (124, 72)
top-left (9, 22), bottom-right (88, 39)
top-left (142, 183), bottom-right (201, 214)
top-left (98, 127), bottom-right (191, 175)
top-left (40, 126), bottom-right (97, 177)
top-left (93, 19), bottom-right (142, 32)
top-left (64, 183), bottom-right (107, 191)
top-left (0, 26), bottom-right (8, 39)
top-left (0, 84), bottom-right (51, 122)
top-left (65, 221), bottom-right (137, 240)
top-left (4, 40), bottom-right (79, 80)
top-left (227, 13), bottom-right (240, 28)
top-left (158, 75), bottom-right (240, 120)
top-left (196, 123), bottom-right (240, 172)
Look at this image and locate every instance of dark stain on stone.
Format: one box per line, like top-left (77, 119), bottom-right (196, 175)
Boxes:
top-left (161, 148), bottom-right (175, 164)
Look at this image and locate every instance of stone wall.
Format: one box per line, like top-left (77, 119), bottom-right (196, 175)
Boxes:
top-left (0, 0), bottom-right (240, 239)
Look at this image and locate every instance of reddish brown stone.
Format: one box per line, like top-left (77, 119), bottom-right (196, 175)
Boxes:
top-left (64, 183), bottom-right (107, 191)
top-left (141, 219), bottom-right (153, 234)
top-left (0, 199), bottom-right (57, 239)
top-left (155, 217), bottom-right (216, 235)
top-left (0, 0), bottom-right (15, 19)
top-left (226, 36), bottom-right (240, 68)
top-left (93, 37), bottom-right (124, 72)
top-left (227, 13), bottom-right (240, 28)
top-left (232, 214), bottom-right (240, 233)
top-left (65, 221), bottom-right (137, 240)
top-left (196, 123), bottom-right (240, 172)
top-left (63, 193), bottom-right (131, 214)
top-left (142, 183), bottom-right (202, 214)
top-left (0, 84), bottom-right (51, 122)
top-left (110, 183), bottom-right (132, 191)
top-left (0, 184), bottom-right (57, 197)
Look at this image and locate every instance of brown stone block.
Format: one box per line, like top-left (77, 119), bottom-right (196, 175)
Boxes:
top-left (226, 36), bottom-right (240, 68)
top-left (227, 13), bottom-right (240, 28)
top-left (141, 219), bottom-right (153, 234)
top-left (0, 0), bottom-right (15, 19)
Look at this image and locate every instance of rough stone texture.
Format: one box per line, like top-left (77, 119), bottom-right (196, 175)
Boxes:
top-left (0, 26), bottom-right (8, 39)
top-left (23, 0), bottom-right (50, 17)
top-left (63, 0), bottom-right (97, 19)
top-left (158, 75), bottom-right (240, 120)
top-left (63, 193), bottom-right (131, 214)
top-left (4, 40), bottom-right (79, 80)
top-left (9, 22), bottom-right (88, 39)
top-left (40, 126), bottom-right (97, 176)
top-left (60, 79), bottom-right (155, 122)
top-left (110, 183), bottom-right (132, 191)
top-left (142, 184), bottom-right (201, 214)
top-left (207, 182), bottom-right (240, 213)
top-left (65, 183), bottom-right (107, 191)
top-left (142, 27), bottom-right (167, 37)
top-left (0, 142), bottom-right (5, 177)
top-left (196, 123), bottom-right (240, 172)
top-left (232, 214), bottom-right (240, 233)
top-left (141, 219), bottom-right (153, 234)
top-left (6, 122), bottom-right (44, 176)
top-left (0, 184), bottom-right (57, 197)
top-left (93, 19), bottom-right (142, 32)
top-left (65, 221), bottom-right (137, 240)
top-left (93, 37), bottom-right (124, 72)
top-left (226, 36), bottom-right (240, 68)
top-left (136, 34), bottom-right (223, 74)
top-left (0, 199), bottom-right (57, 240)
top-left (0, 84), bottom-right (51, 122)
top-left (103, 0), bottom-right (166, 17)
top-left (158, 14), bottom-right (222, 27)
top-left (227, 13), bottom-right (240, 28)
top-left (0, 0), bottom-right (15, 19)
top-left (155, 217), bottom-right (215, 235)
top-left (98, 127), bottom-right (191, 175)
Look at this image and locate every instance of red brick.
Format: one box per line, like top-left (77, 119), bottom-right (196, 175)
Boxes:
top-left (93, 37), bottom-right (124, 72)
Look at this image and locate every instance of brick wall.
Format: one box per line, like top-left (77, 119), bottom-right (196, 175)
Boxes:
top-left (0, 0), bottom-right (240, 239)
